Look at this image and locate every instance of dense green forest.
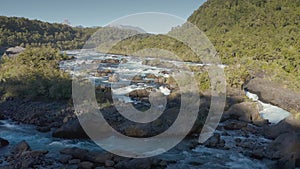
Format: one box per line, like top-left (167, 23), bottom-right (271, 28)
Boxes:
top-left (188, 0), bottom-right (300, 90)
top-left (0, 16), bottom-right (97, 50)
top-left (108, 0), bottom-right (300, 91)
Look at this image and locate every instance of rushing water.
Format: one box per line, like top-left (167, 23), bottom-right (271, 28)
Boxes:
top-left (0, 120), bottom-right (101, 154)
top-left (245, 91), bottom-right (290, 124)
top-left (0, 119), bottom-right (271, 168)
top-left (0, 50), bottom-right (288, 168)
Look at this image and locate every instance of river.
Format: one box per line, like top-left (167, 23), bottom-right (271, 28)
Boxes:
top-left (0, 50), bottom-right (290, 168)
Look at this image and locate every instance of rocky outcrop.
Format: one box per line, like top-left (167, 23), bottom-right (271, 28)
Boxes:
top-left (115, 158), bottom-right (155, 169)
top-left (0, 112), bottom-right (5, 120)
top-left (52, 118), bottom-right (88, 139)
top-left (128, 89), bottom-right (150, 98)
top-left (268, 132), bottom-right (300, 169)
top-left (245, 77), bottom-right (300, 112)
top-left (95, 59), bottom-right (120, 64)
top-left (264, 115), bottom-right (300, 139)
top-left (223, 120), bottom-right (248, 130)
top-left (96, 69), bottom-right (113, 77)
top-left (0, 98), bottom-right (74, 132)
top-left (223, 102), bottom-right (266, 126)
top-left (0, 138), bottom-right (9, 148)
top-left (203, 133), bottom-right (225, 148)
top-left (3, 141), bottom-right (55, 169)
top-left (4, 46), bottom-right (25, 57)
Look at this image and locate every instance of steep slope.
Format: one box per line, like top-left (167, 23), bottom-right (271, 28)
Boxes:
top-left (186, 0), bottom-right (300, 93)
top-left (188, 0), bottom-right (300, 75)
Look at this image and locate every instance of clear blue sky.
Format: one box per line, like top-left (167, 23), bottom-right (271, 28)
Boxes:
top-left (0, 0), bottom-right (206, 27)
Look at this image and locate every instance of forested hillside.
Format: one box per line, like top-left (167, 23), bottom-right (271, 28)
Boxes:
top-left (188, 0), bottom-right (300, 88)
top-left (109, 0), bottom-right (300, 91)
top-left (0, 16), bottom-right (97, 50)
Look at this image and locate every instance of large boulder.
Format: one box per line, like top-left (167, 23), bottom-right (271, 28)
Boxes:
top-left (11, 140), bottom-right (31, 154)
top-left (128, 89), bottom-right (150, 98)
top-left (4, 46), bottom-right (25, 57)
top-left (245, 77), bottom-right (300, 112)
top-left (6, 149), bottom-right (49, 168)
top-left (86, 151), bottom-right (113, 164)
top-left (96, 69), bottom-right (113, 77)
top-left (114, 158), bottom-right (153, 169)
top-left (60, 147), bottom-right (89, 160)
top-left (0, 138), bottom-right (9, 148)
top-left (0, 112), bottom-right (5, 120)
top-left (131, 75), bottom-right (143, 83)
top-left (268, 132), bottom-right (300, 168)
top-left (223, 120), bottom-right (248, 130)
top-left (100, 59), bottom-right (120, 64)
top-left (79, 161), bottom-right (94, 169)
top-left (223, 102), bottom-right (265, 126)
top-left (264, 115), bottom-right (300, 139)
top-left (123, 125), bottom-right (151, 137)
top-left (203, 133), bottom-right (225, 148)
top-left (52, 118), bottom-right (88, 139)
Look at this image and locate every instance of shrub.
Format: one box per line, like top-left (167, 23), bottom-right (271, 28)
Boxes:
top-left (0, 46), bottom-right (72, 100)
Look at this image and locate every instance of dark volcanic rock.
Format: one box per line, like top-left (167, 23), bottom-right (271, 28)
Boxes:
top-left (0, 138), bottom-right (9, 148)
top-left (79, 161), bottom-right (94, 169)
top-left (6, 150), bottom-right (49, 169)
top-left (223, 120), bottom-right (248, 130)
top-left (269, 132), bottom-right (300, 168)
top-left (52, 118), bottom-right (88, 139)
top-left (11, 140), bottom-right (31, 154)
top-left (36, 126), bottom-right (51, 132)
top-left (203, 133), bottom-right (225, 148)
top-left (58, 154), bottom-right (73, 164)
top-left (0, 98), bottom-right (73, 130)
top-left (85, 151), bottom-right (113, 164)
top-left (0, 112), bottom-right (5, 120)
top-left (115, 158), bottom-right (153, 169)
top-left (60, 147), bottom-right (89, 160)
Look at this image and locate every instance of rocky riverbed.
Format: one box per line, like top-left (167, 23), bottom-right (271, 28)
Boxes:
top-left (0, 50), bottom-right (300, 169)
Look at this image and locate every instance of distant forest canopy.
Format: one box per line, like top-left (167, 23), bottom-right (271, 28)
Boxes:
top-left (0, 16), bottom-right (98, 50)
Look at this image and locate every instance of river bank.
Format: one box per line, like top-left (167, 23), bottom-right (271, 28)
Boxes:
top-left (0, 90), bottom-right (296, 169)
top-left (0, 50), bottom-right (300, 169)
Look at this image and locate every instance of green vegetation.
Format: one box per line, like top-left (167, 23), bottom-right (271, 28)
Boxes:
top-left (0, 16), bottom-right (97, 50)
top-left (105, 0), bottom-right (300, 91)
top-left (188, 0), bottom-right (300, 91)
top-left (0, 46), bottom-right (72, 100)
top-left (1, 0), bottom-right (300, 98)
top-left (108, 34), bottom-right (199, 62)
